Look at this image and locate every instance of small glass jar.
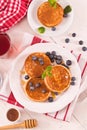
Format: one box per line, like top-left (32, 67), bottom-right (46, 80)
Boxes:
top-left (6, 108), bottom-right (20, 122)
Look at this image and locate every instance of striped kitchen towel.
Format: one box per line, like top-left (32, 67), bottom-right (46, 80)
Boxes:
top-left (0, 0), bottom-right (32, 32)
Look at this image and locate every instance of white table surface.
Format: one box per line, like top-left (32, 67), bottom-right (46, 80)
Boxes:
top-left (0, 0), bottom-right (87, 129)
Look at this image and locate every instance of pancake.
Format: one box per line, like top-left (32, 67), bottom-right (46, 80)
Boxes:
top-left (44, 65), bottom-right (71, 93)
top-left (24, 78), bottom-right (50, 102)
top-left (37, 1), bottom-right (64, 27)
top-left (24, 52), bottom-right (51, 78)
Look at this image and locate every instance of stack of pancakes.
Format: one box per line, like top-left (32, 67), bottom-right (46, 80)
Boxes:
top-left (37, 1), bottom-right (64, 27)
top-left (24, 52), bottom-right (71, 102)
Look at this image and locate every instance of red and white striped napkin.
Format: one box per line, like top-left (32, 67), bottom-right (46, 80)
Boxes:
top-left (0, 32), bottom-right (87, 121)
top-left (0, 0), bottom-right (32, 32)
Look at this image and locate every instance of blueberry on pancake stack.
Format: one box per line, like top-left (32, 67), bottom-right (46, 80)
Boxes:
top-left (37, 1), bottom-right (64, 27)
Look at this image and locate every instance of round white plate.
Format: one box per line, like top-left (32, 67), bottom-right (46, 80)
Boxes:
top-left (27, 0), bottom-right (73, 36)
top-left (9, 43), bottom-right (81, 113)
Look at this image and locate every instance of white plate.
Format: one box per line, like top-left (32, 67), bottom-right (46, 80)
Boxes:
top-left (27, 0), bottom-right (73, 36)
top-left (9, 43), bottom-right (81, 113)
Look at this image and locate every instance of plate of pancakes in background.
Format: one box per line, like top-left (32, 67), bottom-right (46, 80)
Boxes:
top-left (27, 0), bottom-right (73, 36)
top-left (9, 43), bottom-right (81, 113)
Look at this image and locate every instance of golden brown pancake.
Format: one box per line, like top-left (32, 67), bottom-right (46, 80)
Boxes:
top-left (44, 65), bottom-right (71, 93)
top-left (24, 52), bottom-right (51, 78)
top-left (24, 78), bottom-right (50, 102)
top-left (37, 1), bottom-right (64, 27)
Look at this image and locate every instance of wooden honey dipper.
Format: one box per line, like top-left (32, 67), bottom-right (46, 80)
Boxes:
top-left (0, 119), bottom-right (38, 129)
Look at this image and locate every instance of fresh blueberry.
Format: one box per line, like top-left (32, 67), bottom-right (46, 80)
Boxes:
top-left (35, 83), bottom-right (41, 88)
top-left (63, 14), bottom-right (68, 17)
top-left (82, 46), bottom-right (87, 51)
top-left (32, 56), bottom-right (38, 61)
top-left (66, 60), bottom-right (72, 66)
top-left (79, 40), bottom-right (84, 45)
top-left (54, 55), bottom-right (57, 59)
top-left (51, 27), bottom-right (56, 31)
top-left (65, 38), bottom-right (70, 43)
top-left (54, 92), bottom-right (58, 95)
top-left (39, 60), bottom-right (44, 65)
top-left (29, 82), bottom-right (33, 86)
top-left (45, 52), bottom-right (51, 56)
top-left (51, 51), bottom-right (56, 55)
top-left (25, 75), bottom-right (29, 80)
top-left (49, 54), bottom-right (54, 59)
top-left (30, 86), bottom-right (35, 91)
top-left (56, 59), bottom-right (62, 64)
top-left (70, 81), bottom-right (75, 85)
top-left (41, 89), bottom-right (47, 93)
top-left (38, 57), bottom-right (43, 62)
top-left (72, 33), bottom-right (76, 37)
top-left (56, 55), bottom-right (62, 60)
top-left (48, 97), bottom-right (54, 102)
top-left (71, 77), bottom-right (76, 81)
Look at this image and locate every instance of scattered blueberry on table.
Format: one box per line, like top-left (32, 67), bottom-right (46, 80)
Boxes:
top-left (65, 38), bottom-right (70, 43)
top-left (79, 40), bottom-right (84, 45)
top-left (71, 77), bottom-right (76, 81)
top-left (72, 33), bottom-right (76, 37)
top-left (82, 46), bottom-right (87, 51)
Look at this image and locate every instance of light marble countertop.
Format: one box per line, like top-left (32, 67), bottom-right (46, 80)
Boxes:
top-left (0, 0), bottom-right (87, 129)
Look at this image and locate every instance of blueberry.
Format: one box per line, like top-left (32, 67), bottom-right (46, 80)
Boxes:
top-left (51, 27), bottom-right (56, 31)
top-left (39, 60), bottom-right (44, 65)
top-left (25, 75), bottom-right (29, 80)
top-left (29, 82), bottom-right (33, 86)
top-left (48, 97), bottom-right (54, 102)
top-left (66, 60), bottom-right (72, 66)
top-left (30, 86), bottom-right (35, 91)
top-left (51, 51), bottom-right (56, 55)
top-left (54, 92), bottom-right (58, 95)
top-left (72, 33), bottom-right (76, 37)
top-left (54, 55), bottom-right (57, 59)
top-left (56, 55), bottom-right (62, 60)
top-left (41, 89), bottom-right (47, 93)
top-left (49, 54), bottom-right (54, 59)
top-left (50, 58), bottom-right (54, 63)
top-left (82, 46), bottom-right (87, 51)
top-left (71, 77), bottom-right (76, 81)
top-left (45, 52), bottom-right (51, 56)
top-left (38, 57), bottom-right (43, 62)
top-left (32, 56), bottom-right (38, 61)
top-left (63, 14), bottom-right (68, 17)
top-left (70, 81), bottom-right (75, 85)
top-left (35, 83), bottom-right (41, 88)
top-left (65, 38), bottom-right (70, 43)
top-left (56, 59), bottom-right (62, 64)
top-left (79, 40), bottom-right (84, 45)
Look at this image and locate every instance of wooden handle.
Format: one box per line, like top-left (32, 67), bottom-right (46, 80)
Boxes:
top-left (0, 122), bottom-right (25, 129)
top-left (0, 119), bottom-right (37, 129)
